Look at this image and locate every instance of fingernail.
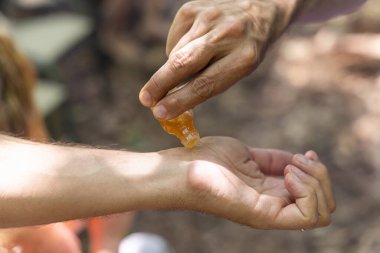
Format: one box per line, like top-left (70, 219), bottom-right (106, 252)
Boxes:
top-left (295, 154), bottom-right (310, 166)
top-left (153, 105), bottom-right (169, 120)
top-left (140, 91), bottom-right (153, 107)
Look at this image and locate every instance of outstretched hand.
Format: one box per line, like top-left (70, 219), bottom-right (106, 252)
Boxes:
top-left (140, 0), bottom-right (311, 119)
top-left (174, 137), bottom-right (335, 230)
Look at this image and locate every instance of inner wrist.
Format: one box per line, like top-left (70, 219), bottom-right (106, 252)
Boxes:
top-left (118, 148), bottom-right (192, 210)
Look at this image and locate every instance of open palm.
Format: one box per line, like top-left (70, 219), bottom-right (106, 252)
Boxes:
top-left (186, 137), bottom-right (335, 230)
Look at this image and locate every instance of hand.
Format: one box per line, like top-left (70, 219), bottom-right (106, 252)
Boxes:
top-left (170, 137), bottom-right (335, 229)
top-left (140, 0), bottom-right (313, 119)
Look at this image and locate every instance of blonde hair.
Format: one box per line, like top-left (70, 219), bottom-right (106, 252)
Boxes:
top-left (0, 35), bottom-right (47, 141)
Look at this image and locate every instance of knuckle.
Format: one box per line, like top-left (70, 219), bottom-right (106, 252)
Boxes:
top-left (207, 18), bottom-right (247, 44)
top-left (190, 76), bottom-right (215, 99)
top-left (150, 75), bottom-right (163, 93)
top-left (306, 214), bottom-right (319, 227)
top-left (199, 8), bottom-right (222, 22)
top-left (225, 18), bottom-right (247, 36)
top-left (237, 0), bottom-right (253, 10)
top-left (166, 95), bottom-right (186, 115)
top-left (240, 47), bottom-right (258, 71)
top-left (214, 18), bottom-right (247, 42)
top-left (245, 47), bottom-right (258, 65)
top-left (320, 216), bottom-right (332, 227)
top-left (169, 51), bottom-right (192, 71)
top-left (179, 2), bottom-right (197, 18)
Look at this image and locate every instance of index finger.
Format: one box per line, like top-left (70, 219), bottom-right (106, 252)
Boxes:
top-left (139, 37), bottom-right (215, 108)
top-left (166, 2), bottom-right (198, 56)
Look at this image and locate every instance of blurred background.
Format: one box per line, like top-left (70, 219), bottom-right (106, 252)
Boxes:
top-left (0, 0), bottom-right (380, 252)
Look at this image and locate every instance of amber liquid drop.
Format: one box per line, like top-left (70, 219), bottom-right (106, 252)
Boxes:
top-left (158, 110), bottom-right (200, 148)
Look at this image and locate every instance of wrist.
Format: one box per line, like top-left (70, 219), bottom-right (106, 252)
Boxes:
top-left (107, 147), bottom-right (192, 211)
top-left (270, 0), bottom-right (317, 37)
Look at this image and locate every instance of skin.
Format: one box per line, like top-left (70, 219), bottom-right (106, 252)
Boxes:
top-left (140, 0), bottom-right (317, 119)
top-left (0, 225), bottom-right (81, 253)
top-left (0, 134), bottom-right (335, 232)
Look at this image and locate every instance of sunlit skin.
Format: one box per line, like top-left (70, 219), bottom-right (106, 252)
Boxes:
top-left (0, 35), bottom-right (82, 253)
top-left (140, 0), bottom-right (319, 120)
top-left (0, 35), bottom-right (133, 253)
top-left (0, 135), bottom-right (335, 231)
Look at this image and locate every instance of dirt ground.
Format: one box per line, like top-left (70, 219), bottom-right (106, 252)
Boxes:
top-left (31, 0), bottom-right (380, 252)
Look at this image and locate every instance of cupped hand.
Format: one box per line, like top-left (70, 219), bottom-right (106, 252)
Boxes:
top-left (140, 0), bottom-right (308, 119)
top-left (181, 137), bottom-right (335, 230)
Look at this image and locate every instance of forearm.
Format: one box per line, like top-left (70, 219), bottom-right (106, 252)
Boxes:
top-left (0, 135), bottom-right (188, 228)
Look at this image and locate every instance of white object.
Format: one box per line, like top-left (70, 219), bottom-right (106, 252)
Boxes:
top-left (34, 80), bottom-right (66, 116)
top-left (119, 233), bottom-right (174, 253)
top-left (11, 13), bottom-right (93, 66)
top-left (13, 0), bottom-right (56, 9)
top-left (0, 12), bottom-right (11, 37)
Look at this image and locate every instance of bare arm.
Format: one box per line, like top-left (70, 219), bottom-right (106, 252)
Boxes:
top-left (0, 134), bottom-right (187, 228)
top-left (0, 135), bottom-right (335, 230)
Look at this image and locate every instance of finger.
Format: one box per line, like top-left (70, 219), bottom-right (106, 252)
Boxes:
top-left (305, 150), bottom-right (319, 161)
top-left (288, 165), bottom-right (331, 227)
top-left (249, 148), bottom-right (293, 176)
top-left (166, 3), bottom-right (197, 56)
top-left (169, 8), bottom-right (221, 57)
top-left (152, 45), bottom-right (256, 119)
top-left (273, 167), bottom-right (318, 229)
top-left (140, 36), bottom-right (216, 109)
top-left (292, 154), bottom-right (335, 212)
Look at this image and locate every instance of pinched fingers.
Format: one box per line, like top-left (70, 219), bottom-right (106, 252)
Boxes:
top-left (140, 36), bottom-right (216, 110)
top-left (143, 2), bottom-right (264, 118)
top-left (150, 45), bottom-right (257, 120)
top-left (287, 165), bottom-right (331, 227)
top-left (273, 164), bottom-right (332, 229)
top-left (273, 166), bottom-right (319, 229)
top-left (168, 7), bottom-right (222, 57)
top-left (292, 153), bottom-right (335, 212)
